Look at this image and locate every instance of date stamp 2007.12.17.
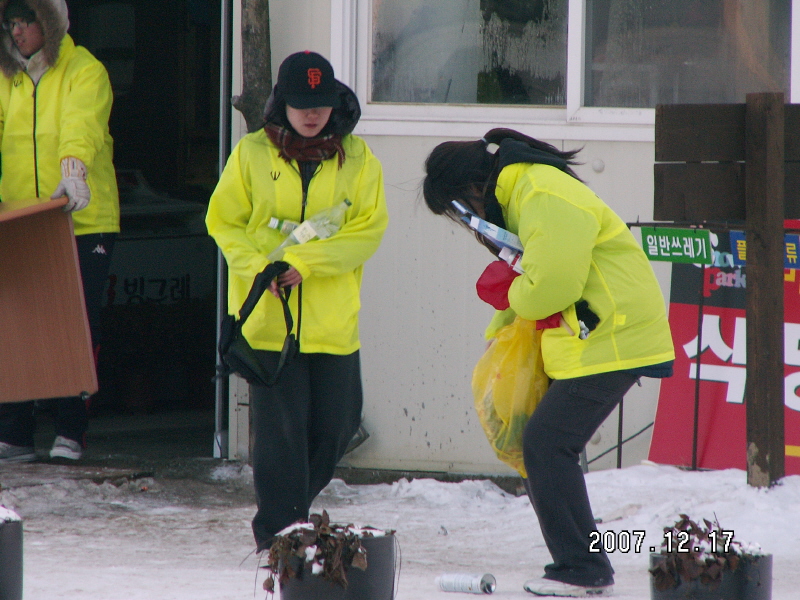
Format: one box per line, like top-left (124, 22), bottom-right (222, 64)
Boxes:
top-left (588, 530), bottom-right (735, 554)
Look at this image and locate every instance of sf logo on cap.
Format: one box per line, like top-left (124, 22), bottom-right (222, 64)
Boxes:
top-left (307, 68), bottom-right (322, 88)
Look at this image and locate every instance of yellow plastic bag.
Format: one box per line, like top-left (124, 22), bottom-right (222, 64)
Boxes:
top-left (471, 316), bottom-right (549, 477)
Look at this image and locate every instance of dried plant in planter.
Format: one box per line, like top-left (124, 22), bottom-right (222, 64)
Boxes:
top-left (650, 514), bottom-right (764, 592)
top-left (262, 510), bottom-right (395, 594)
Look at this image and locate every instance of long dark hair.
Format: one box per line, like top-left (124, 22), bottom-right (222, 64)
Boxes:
top-left (423, 128), bottom-right (583, 229)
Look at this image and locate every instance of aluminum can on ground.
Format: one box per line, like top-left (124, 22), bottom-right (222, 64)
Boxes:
top-left (435, 572), bottom-right (496, 594)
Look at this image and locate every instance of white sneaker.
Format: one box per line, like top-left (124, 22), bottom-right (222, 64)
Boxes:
top-left (49, 436), bottom-right (83, 460)
top-left (524, 578), bottom-right (614, 597)
top-left (0, 441), bottom-right (36, 463)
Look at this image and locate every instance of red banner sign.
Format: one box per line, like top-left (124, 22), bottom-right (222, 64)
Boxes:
top-left (648, 231), bottom-right (800, 473)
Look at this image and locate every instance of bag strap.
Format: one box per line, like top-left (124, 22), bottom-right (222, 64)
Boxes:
top-left (237, 260), bottom-right (292, 326)
top-left (215, 261), bottom-right (297, 385)
top-left (232, 260), bottom-right (296, 355)
top-left (242, 262), bottom-right (297, 384)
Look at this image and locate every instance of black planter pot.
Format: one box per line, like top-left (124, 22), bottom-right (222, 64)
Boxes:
top-left (281, 534), bottom-right (397, 600)
top-left (0, 519), bottom-right (23, 600)
top-left (649, 552), bottom-right (772, 600)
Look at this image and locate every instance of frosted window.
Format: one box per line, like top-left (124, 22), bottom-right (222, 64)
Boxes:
top-left (371, 0), bottom-right (568, 105)
top-left (585, 0), bottom-right (790, 108)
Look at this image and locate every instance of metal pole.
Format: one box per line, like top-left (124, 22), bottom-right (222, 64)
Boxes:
top-left (691, 264), bottom-right (706, 470)
top-left (213, 0), bottom-right (233, 459)
top-left (616, 399), bottom-right (623, 468)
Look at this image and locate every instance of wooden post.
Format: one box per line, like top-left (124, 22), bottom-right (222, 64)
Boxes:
top-left (745, 92), bottom-right (786, 487)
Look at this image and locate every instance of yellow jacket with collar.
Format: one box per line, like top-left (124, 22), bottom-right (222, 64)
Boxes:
top-left (206, 129), bottom-right (388, 354)
top-left (486, 161), bottom-right (674, 379)
top-left (0, 35), bottom-right (119, 235)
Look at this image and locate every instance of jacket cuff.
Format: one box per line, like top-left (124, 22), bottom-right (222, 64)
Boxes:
top-left (281, 252), bottom-right (312, 280)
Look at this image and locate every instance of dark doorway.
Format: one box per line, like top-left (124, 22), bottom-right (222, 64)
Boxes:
top-left (62, 0), bottom-right (222, 454)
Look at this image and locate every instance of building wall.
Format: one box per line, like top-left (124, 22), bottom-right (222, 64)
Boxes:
top-left (228, 1), bottom-right (673, 474)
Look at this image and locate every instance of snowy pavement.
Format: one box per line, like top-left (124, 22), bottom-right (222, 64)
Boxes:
top-left (1, 460), bottom-right (799, 599)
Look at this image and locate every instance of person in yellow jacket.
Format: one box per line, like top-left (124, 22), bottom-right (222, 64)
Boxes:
top-left (0, 0), bottom-right (119, 464)
top-left (423, 128), bottom-right (674, 597)
top-left (206, 51), bottom-right (388, 552)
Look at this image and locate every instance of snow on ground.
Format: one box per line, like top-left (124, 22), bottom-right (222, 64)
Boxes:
top-left (1, 461), bottom-right (799, 599)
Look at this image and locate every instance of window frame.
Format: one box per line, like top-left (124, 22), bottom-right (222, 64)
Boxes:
top-left (331, 0), bottom-right (800, 142)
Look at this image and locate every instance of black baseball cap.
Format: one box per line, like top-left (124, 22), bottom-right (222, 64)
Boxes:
top-left (276, 51), bottom-right (341, 110)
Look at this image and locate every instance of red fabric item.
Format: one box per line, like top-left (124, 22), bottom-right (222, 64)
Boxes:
top-left (536, 314), bottom-right (562, 330)
top-left (476, 260), bottom-right (520, 310)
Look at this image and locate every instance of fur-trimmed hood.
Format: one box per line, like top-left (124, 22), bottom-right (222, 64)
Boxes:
top-left (262, 80), bottom-right (361, 138)
top-left (0, 0), bottom-right (69, 78)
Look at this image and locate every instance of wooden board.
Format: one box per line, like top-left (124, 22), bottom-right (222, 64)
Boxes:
top-left (0, 197), bottom-right (97, 403)
top-left (656, 104), bottom-right (800, 162)
top-left (655, 104), bottom-right (747, 162)
top-left (654, 103), bottom-right (800, 221)
top-left (654, 162), bottom-right (746, 221)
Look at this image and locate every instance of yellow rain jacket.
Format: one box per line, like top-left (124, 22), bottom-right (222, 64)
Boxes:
top-left (0, 12), bottom-right (119, 236)
top-left (486, 154), bottom-right (674, 380)
top-left (206, 130), bottom-right (388, 354)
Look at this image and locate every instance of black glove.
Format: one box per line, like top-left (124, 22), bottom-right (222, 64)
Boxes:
top-left (575, 300), bottom-right (600, 339)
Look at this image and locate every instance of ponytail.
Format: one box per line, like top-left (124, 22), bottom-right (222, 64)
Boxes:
top-left (481, 128), bottom-right (584, 181)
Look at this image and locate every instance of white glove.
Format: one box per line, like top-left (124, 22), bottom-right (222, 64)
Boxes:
top-left (51, 157), bottom-right (91, 212)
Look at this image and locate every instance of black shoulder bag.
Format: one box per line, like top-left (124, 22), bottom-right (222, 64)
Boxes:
top-left (216, 261), bottom-right (298, 386)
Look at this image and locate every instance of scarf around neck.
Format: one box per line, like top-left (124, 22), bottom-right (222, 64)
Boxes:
top-left (264, 124), bottom-right (345, 168)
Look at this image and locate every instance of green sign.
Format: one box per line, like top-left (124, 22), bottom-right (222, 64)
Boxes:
top-left (641, 227), bottom-right (713, 264)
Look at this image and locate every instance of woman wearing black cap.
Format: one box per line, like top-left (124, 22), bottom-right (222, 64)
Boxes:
top-left (206, 52), bottom-right (388, 552)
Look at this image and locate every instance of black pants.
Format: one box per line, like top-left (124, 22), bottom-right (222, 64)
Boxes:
top-left (0, 233), bottom-right (116, 447)
top-left (522, 370), bottom-right (637, 587)
top-left (250, 350), bottom-right (363, 551)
